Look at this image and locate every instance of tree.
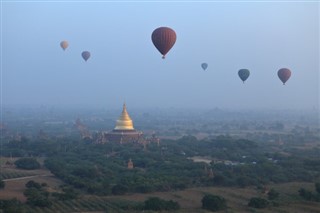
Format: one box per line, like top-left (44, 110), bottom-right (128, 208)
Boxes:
top-left (201, 194), bottom-right (227, 212)
top-left (52, 187), bottom-right (78, 201)
top-left (268, 189), bottom-right (279, 200)
top-left (299, 188), bottom-right (320, 202)
top-left (0, 179), bottom-right (5, 189)
top-left (112, 184), bottom-right (128, 195)
top-left (0, 198), bottom-right (23, 213)
top-left (315, 182), bottom-right (320, 194)
top-left (15, 158), bottom-right (40, 170)
top-left (144, 197), bottom-right (180, 211)
top-left (26, 180), bottom-right (41, 189)
top-left (248, 197), bottom-right (269, 209)
top-left (24, 188), bottom-right (52, 207)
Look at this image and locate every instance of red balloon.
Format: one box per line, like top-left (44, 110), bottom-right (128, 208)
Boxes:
top-left (278, 68), bottom-right (291, 85)
top-left (151, 27), bottom-right (176, 59)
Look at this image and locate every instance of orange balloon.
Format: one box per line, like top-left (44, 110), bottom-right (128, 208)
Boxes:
top-left (60, 41), bottom-right (69, 51)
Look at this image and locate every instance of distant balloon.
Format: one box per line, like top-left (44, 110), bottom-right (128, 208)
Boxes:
top-left (201, 63), bottom-right (208, 71)
top-left (278, 68), bottom-right (291, 85)
top-left (238, 69), bottom-right (250, 83)
top-left (81, 51), bottom-right (91, 61)
top-left (60, 41), bottom-right (69, 51)
top-left (151, 27), bottom-right (176, 59)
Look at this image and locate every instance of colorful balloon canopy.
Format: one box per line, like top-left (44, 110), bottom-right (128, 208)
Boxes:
top-left (238, 69), bottom-right (250, 83)
top-left (81, 51), bottom-right (91, 61)
top-left (278, 68), bottom-right (291, 85)
top-left (60, 41), bottom-right (69, 51)
top-left (151, 27), bottom-right (176, 59)
top-left (201, 63), bottom-right (208, 71)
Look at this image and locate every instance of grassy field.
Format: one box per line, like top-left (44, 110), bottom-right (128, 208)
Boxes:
top-left (0, 165), bottom-right (320, 212)
top-left (106, 182), bottom-right (320, 213)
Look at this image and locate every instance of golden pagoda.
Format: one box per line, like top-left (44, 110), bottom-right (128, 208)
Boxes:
top-left (114, 103), bottom-right (134, 130)
top-left (104, 103), bottom-right (144, 143)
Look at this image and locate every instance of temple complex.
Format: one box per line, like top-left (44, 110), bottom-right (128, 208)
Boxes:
top-left (103, 103), bottom-right (144, 143)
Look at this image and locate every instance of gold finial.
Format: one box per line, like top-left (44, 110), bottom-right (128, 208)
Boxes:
top-left (114, 103), bottom-right (134, 130)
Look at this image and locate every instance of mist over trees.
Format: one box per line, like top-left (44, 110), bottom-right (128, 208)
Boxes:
top-left (0, 107), bottom-right (319, 212)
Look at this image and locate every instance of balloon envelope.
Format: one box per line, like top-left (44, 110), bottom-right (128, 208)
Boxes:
top-left (60, 41), bottom-right (68, 51)
top-left (201, 63), bottom-right (208, 71)
top-left (151, 27), bottom-right (176, 59)
top-left (81, 51), bottom-right (91, 61)
top-left (278, 68), bottom-right (291, 85)
top-left (238, 69), bottom-right (250, 83)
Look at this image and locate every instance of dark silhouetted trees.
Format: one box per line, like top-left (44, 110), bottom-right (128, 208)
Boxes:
top-left (0, 179), bottom-right (5, 189)
top-left (201, 194), bottom-right (227, 212)
top-left (248, 197), bottom-right (269, 209)
top-left (15, 158), bottom-right (40, 170)
top-left (144, 197), bottom-right (180, 211)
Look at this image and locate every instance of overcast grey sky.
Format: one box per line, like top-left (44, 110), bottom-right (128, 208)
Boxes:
top-left (1, 1), bottom-right (319, 110)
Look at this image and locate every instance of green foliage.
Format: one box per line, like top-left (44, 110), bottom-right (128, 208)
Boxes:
top-left (299, 188), bottom-right (320, 202)
top-left (248, 197), bottom-right (269, 209)
top-left (303, 159), bottom-right (320, 171)
top-left (0, 198), bottom-right (24, 213)
top-left (315, 182), bottom-right (320, 194)
top-left (201, 194), bottom-right (227, 212)
top-left (2, 135), bottom-right (319, 196)
top-left (112, 184), bottom-right (128, 195)
top-left (25, 180), bottom-right (42, 189)
top-left (144, 197), bottom-right (180, 211)
top-left (14, 158), bottom-right (40, 170)
top-left (268, 188), bottom-right (279, 200)
top-left (41, 182), bottom-right (48, 187)
top-left (51, 185), bottom-right (78, 201)
top-left (0, 179), bottom-right (5, 189)
top-left (111, 200), bottom-right (144, 211)
top-left (24, 186), bottom-right (52, 207)
top-left (24, 179), bottom-right (51, 206)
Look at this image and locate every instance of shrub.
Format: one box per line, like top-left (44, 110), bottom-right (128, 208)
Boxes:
top-left (0, 198), bottom-right (23, 213)
top-left (248, 197), bottom-right (269, 209)
top-left (202, 194), bottom-right (227, 212)
top-left (315, 182), bottom-right (320, 194)
top-left (24, 188), bottom-right (52, 207)
top-left (144, 197), bottom-right (180, 211)
top-left (267, 189), bottom-right (279, 200)
top-left (15, 158), bottom-right (40, 170)
top-left (0, 179), bottom-right (5, 189)
top-left (25, 180), bottom-right (42, 189)
top-left (112, 184), bottom-right (128, 195)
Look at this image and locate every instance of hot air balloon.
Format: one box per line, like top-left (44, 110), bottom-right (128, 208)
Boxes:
top-left (151, 27), bottom-right (176, 59)
top-left (60, 41), bottom-right (69, 51)
top-left (278, 68), bottom-right (291, 85)
top-left (238, 69), bottom-right (250, 83)
top-left (81, 51), bottom-right (90, 61)
top-left (201, 63), bottom-right (208, 71)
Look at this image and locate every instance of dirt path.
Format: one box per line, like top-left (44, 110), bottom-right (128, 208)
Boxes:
top-left (3, 174), bottom-right (54, 182)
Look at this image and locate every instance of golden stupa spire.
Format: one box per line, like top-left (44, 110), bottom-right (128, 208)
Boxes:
top-left (114, 103), bottom-right (134, 130)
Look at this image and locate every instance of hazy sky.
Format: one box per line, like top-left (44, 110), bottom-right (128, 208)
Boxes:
top-left (2, 1), bottom-right (319, 110)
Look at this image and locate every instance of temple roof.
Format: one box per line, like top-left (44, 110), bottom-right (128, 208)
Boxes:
top-left (114, 103), bottom-right (134, 130)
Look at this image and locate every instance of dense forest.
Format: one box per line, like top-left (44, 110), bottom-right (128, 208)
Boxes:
top-left (1, 135), bottom-right (319, 196)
